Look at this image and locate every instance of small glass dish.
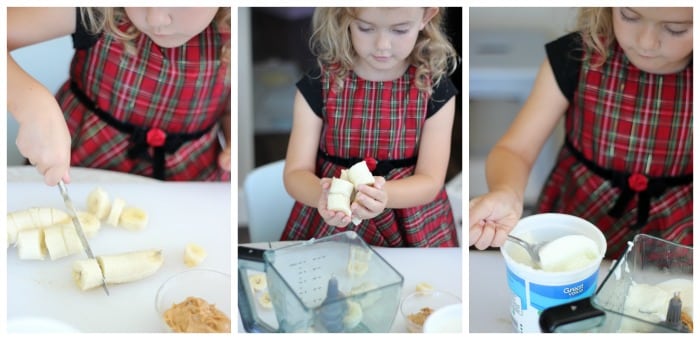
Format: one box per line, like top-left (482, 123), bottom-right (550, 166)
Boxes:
top-left (154, 268), bottom-right (231, 333)
top-left (400, 290), bottom-right (462, 333)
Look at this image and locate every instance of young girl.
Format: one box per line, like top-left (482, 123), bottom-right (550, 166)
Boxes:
top-left (281, 7), bottom-right (460, 247)
top-left (469, 7), bottom-right (692, 258)
top-left (8, 7), bottom-right (231, 185)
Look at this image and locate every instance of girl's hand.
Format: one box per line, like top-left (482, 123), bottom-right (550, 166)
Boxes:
top-left (468, 190), bottom-right (523, 250)
top-left (351, 176), bottom-right (387, 220)
top-left (218, 145), bottom-right (231, 171)
top-left (317, 177), bottom-right (352, 227)
top-left (15, 109), bottom-right (72, 186)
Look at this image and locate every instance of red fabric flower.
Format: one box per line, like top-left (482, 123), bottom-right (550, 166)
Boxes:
top-left (364, 157), bottom-right (377, 171)
top-left (628, 173), bottom-right (648, 192)
top-left (146, 128), bottom-right (166, 147)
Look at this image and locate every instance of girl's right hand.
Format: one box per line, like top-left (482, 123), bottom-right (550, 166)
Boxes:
top-left (317, 177), bottom-right (352, 228)
top-left (468, 190), bottom-right (524, 250)
top-left (15, 106), bottom-right (72, 186)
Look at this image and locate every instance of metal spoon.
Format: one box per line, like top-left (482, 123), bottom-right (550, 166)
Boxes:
top-left (506, 234), bottom-right (544, 269)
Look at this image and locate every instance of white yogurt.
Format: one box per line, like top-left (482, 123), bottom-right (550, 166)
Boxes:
top-left (538, 234), bottom-right (600, 272)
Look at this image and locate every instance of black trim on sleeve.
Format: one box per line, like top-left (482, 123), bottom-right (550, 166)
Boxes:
top-left (426, 77), bottom-right (457, 119)
top-left (295, 67), bottom-right (324, 118)
top-left (71, 7), bottom-right (101, 50)
top-left (545, 32), bottom-right (584, 102)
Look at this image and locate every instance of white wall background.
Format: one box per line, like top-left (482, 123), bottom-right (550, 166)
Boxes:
top-left (469, 7), bottom-right (578, 38)
top-left (7, 36), bottom-right (74, 166)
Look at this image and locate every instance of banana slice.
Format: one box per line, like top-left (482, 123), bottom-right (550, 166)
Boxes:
top-left (43, 225), bottom-right (69, 260)
top-left (16, 229), bottom-right (46, 260)
top-left (258, 292), bottom-right (273, 309)
top-left (327, 178), bottom-right (354, 217)
top-left (86, 187), bottom-right (110, 220)
top-left (61, 224), bottom-right (84, 255)
top-left (249, 273), bottom-right (267, 292)
top-left (343, 300), bottom-right (363, 329)
top-left (350, 281), bottom-right (381, 308)
top-left (7, 207), bottom-right (69, 245)
top-left (119, 206), bottom-right (149, 230)
top-left (347, 161), bottom-right (375, 189)
top-left (347, 260), bottom-right (369, 277)
top-left (106, 198), bottom-right (126, 227)
top-left (184, 243), bottom-right (207, 267)
top-left (72, 249), bottom-right (164, 290)
top-left (416, 282), bottom-right (434, 293)
top-left (75, 211), bottom-right (101, 237)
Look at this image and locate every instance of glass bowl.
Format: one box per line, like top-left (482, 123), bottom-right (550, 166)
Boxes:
top-left (400, 290), bottom-right (461, 333)
top-left (154, 268), bottom-right (231, 333)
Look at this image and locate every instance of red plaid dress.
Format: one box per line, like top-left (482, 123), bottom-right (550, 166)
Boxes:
top-left (280, 66), bottom-right (459, 247)
top-left (537, 35), bottom-right (692, 258)
top-left (55, 20), bottom-right (230, 181)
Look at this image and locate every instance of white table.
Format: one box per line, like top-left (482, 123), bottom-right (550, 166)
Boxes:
top-left (237, 242), bottom-right (463, 333)
top-left (469, 249), bottom-right (611, 332)
top-left (6, 167), bottom-right (231, 332)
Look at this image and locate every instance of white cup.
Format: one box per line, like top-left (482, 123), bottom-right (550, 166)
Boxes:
top-left (500, 213), bottom-right (606, 333)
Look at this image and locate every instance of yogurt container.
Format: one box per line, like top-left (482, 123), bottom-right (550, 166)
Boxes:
top-left (501, 213), bottom-right (606, 332)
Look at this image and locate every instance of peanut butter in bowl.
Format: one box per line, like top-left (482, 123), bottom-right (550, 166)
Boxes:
top-left (163, 296), bottom-right (231, 333)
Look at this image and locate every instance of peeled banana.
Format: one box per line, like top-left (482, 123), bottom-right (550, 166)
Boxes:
top-left (16, 229), bottom-right (47, 260)
top-left (326, 160), bottom-right (376, 225)
top-left (119, 206), bottom-right (149, 231)
top-left (72, 249), bottom-right (164, 290)
top-left (106, 197), bottom-right (126, 227)
top-left (343, 300), bottom-right (363, 329)
top-left (86, 187), bottom-right (149, 230)
top-left (7, 207), bottom-right (69, 245)
top-left (248, 273), bottom-right (267, 292)
top-left (184, 243), bottom-right (207, 267)
top-left (86, 187), bottom-right (110, 220)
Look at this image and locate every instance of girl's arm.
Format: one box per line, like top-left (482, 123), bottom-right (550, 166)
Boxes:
top-left (382, 96), bottom-right (456, 209)
top-left (484, 58), bottom-right (568, 203)
top-left (283, 90), bottom-right (324, 207)
top-left (8, 7), bottom-right (77, 185)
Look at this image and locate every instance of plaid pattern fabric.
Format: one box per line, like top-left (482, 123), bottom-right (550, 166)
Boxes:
top-left (537, 42), bottom-right (692, 258)
top-left (55, 22), bottom-right (230, 181)
top-left (281, 66), bottom-right (459, 247)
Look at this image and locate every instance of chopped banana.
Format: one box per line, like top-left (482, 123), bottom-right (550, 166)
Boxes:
top-left (416, 282), bottom-right (434, 293)
top-left (347, 260), bottom-right (369, 277)
top-left (16, 229), bottom-right (46, 260)
top-left (184, 243), bottom-right (207, 267)
top-left (43, 225), bottom-right (69, 260)
top-left (249, 273), bottom-right (267, 292)
top-left (347, 160), bottom-right (375, 189)
top-left (7, 207), bottom-right (69, 245)
top-left (119, 206), bottom-right (149, 231)
top-left (327, 178), bottom-right (354, 217)
top-left (86, 187), bottom-right (110, 220)
top-left (343, 300), bottom-right (363, 329)
top-left (258, 292), bottom-right (273, 309)
top-left (106, 198), bottom-right (126, 227)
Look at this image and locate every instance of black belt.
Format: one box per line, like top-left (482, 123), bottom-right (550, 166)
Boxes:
top-left (70, 81), bottom-right (215, 180)
top-left (318, 149), bottom-right (417, 177)
top-left (565, 139), bottom-right (692, 229)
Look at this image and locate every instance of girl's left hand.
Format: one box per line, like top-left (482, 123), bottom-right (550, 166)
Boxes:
top-left (351, 177), bottom-right (387, 220)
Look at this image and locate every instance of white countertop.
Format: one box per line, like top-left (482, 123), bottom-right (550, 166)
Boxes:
top-left (469, 249), bottom-right (612, 333)
top-left (238, 242), bottom-right (463, 333)
top-left (6, 169), bottom-right (232, 333)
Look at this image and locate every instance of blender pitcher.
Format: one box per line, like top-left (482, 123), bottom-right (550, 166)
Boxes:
top-left (238, 231), bottom-right (404, 332)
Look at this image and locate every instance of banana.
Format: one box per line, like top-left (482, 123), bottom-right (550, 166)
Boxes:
top-left (249, 273), bottom-right (267, 292)
top-left (184, 243), bottom-right (207, 267)
top-left (7, 207), bottom-right (69, 245)
top-left (416, 282), bottom-right (434, 293)
top-left (327, 178), bottom-right (354, 217)
top-left (72, 249), bottom-right (164, 291)
top-left (347, 260), bottom-right (369, 277)
top-left (61, 224), bottom-right (84, 255)
top-left (43, 225), bottom-right (69, 260)
top-left (343, 300), bottom-right (363, 329)
top-left (258, 292), bottom-right (273, 309)
top-left (106, 197), bottom-right (126, 227)
top-left (16, 229), bottom-right (46, 260)
top-left (350, 281), bottom-right (381, 308)
top-left (86, 187), bottom-right (110, 220)
top-left (75, 211), bottom-right (101, 237)
top-left (347, 160), bottom-right (375, 189)
top-left (118, 206), bottom-right (149, 230)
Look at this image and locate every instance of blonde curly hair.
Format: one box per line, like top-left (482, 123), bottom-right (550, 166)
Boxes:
top-left (310, 7), bottom-right (458, 95)
top-left (79, 7), bottom-right (230, 65)
top-left (575, 7), bottom-right (614, 67)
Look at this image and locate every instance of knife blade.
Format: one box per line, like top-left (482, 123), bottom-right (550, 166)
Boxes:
top-left (57, 180), bottom-right (110, 296)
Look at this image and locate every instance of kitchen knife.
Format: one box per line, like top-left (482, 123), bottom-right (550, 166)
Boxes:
top-left (57, 180), bottom-right (110, 296)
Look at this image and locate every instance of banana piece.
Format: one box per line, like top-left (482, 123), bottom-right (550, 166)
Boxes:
top-left (249, 273), bottom-right (267, 292)
top-left (416, 282), bottom-right (434, 293)
top-left (184, 243), bottom-right (207, 267)
top-left (43, 225), bottom-right (69, 260)
top-left (72, 249), bottom-right (164, 290)
top-left (62, 224), bottom-right (84, 255)
top-left (106, 198), bottom-right (126, 227)
top-left (118, 206), bottom-right (149, 230)
top-left (86, 187), bottom-right (110, 220)
top-left (75, 211), bottom-right (101, 237)
top-left (7, 208), bottom-right (69, 245)
top-left (258, 292), bottom-right (273, 309)
top-left (327, 178), bottom-right (354, 216)
top-left (343, 300), bottom-right (363, 329)
top-left (347, 161), bottom-right (375, 189)
top-left (16, 229), bottom-right (46, 260)
top-left (350, 281), bottom-right (381, 308)
top-left (347, 260), bottom-right (369, 277)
